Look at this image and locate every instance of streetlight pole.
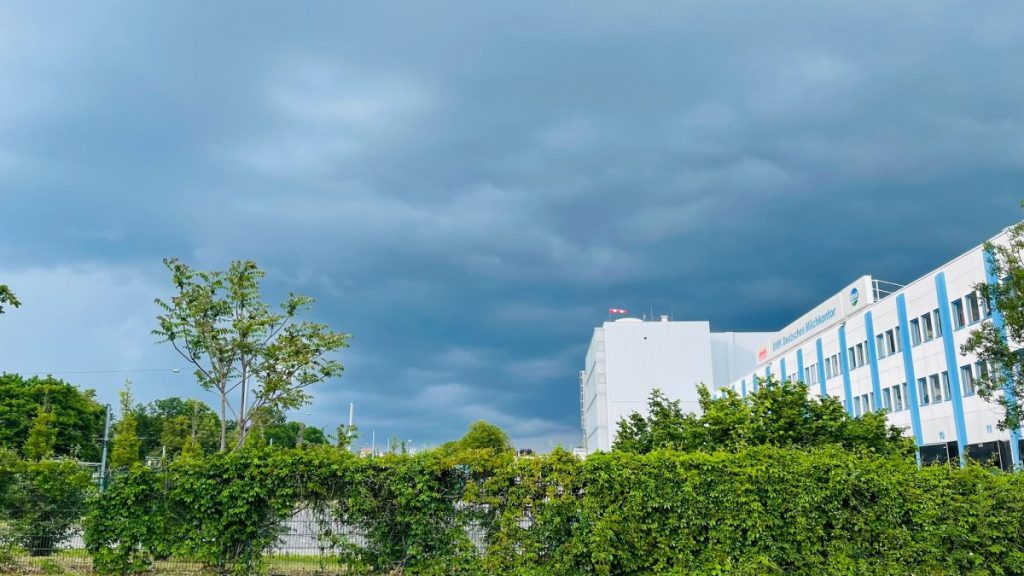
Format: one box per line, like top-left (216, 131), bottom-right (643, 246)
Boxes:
top-left (99, 404), bottom-right (112, 490)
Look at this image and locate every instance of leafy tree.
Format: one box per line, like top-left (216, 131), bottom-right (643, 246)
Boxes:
top-left (153, 258), bottom-right (350, 452)
top-left (442, 421), bottom-right (514, 455)
top-left (0, 284), bottom-right (19, 315)
top-left (110, 382), bottom-right (142, 468)
top-left (336, 423), bottom-right (359, 450)
top-left (614, 379), bottom-right (913, 457)
top-left (253, 408), bottom-right (328, 448)
top-left (136, 397), bottom-right (220, 458)
top-left (23, 405), bottom-right (56, 461)
top-left (0, 374), bottom-right (105, 461)
top-left (964, 215), bottom-right (1024, 431)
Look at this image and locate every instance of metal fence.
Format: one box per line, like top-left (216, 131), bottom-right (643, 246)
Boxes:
top-left (0, 507), bottom-right (490, 575)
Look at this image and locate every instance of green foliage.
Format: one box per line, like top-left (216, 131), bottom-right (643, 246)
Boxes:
top-left (576, 448), bottom-right (1024, 575)
top-left (23, 406), bottom-right (57, 461)
top-left (441, 421), bottom-right (514, 456)
top-left (153, 258), bottom-right (350, 453)
top-left (964, 216), bottom-right (1024, 430)
top-left (136, 397), bottom-right (220, 459)
top-left (0, 284), bottom-right (19, 314)
top-left (81, 446), bottom-right (1024, 575)
top-left (335, 423), bottom-right (358, 450)
top-left (614, 379), bottom-right (914, 457)
top-left (0, 457), bottom-right (94, 557)
top-left (337, 452), bottom-right (481, 574)
top-left (0, 374), bottom-right (105, 461)
top-left (110, 383), bottom-right (141, 469)
top-left (475, 448), bottom-right (584, 575)
top-left (84, 465), bottom-right (170, 574)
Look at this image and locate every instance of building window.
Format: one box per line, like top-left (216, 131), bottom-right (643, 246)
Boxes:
top-left (961, 365), bottom-right (975, 396)
top-left (894, 384), bottom-right (904, 411)
top-left (887, 329), bottom-right (897, 356)
top-left (864, 393), bottom-right (872, 413)
top-left (876, 334), bottom-right (886, 359)
top-left (922, 314), bottom-right (935, 341)
top-left (853, 396), bottom-right (862, 417)
top-left (930, 374), bottom-right (943, 403)
top-left (951, 298), bottom-right (965, 330)
top-left (933, 309), bottom-right (943, 338)
top-left (977, 361), bottom-right (990, 381)
top-left (966, 292), bottom-right (981, 324)
top-left (832, 355), bottom-right (840, 377)
top-left (882, 388), bottom-right (893, 412)
top-left (919, 377), bottom-right (930, 405)
top-left (911, 318), bottom-right (922, 346)
top-left (901, 382), bottom-right (909, 408)
top-left (980, 293), bottom-right (991, 318)
top-left (825, 359), bottom-right (833, 380)
top-left (941, 371), bottom-right (951, 401)
top-left (848, 347), bottom-right (856, 369)
top-left (893, 327), bottom-right (902, 353)
top-left (856, 343), bottom-right (865, 368)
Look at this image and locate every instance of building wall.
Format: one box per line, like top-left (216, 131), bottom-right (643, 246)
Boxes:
top-left (582, 319), bottom-right (766, 454)
top-left (726, 227), bottom-right (1019, 466)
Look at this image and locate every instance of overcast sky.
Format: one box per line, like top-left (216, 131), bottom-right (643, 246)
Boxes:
top-left (1, 1), bottom-right (1022, 450)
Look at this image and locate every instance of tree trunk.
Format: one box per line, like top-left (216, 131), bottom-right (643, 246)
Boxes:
top-left (219, 393), bottom-right (227, 453)
top-left (237, 358), bottom-right (248, 451)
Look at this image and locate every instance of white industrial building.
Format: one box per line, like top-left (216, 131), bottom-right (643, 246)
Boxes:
top-left (580, 317), bottom-right (770, 453)
top-left (582, 224), bottom-right (1023, 468)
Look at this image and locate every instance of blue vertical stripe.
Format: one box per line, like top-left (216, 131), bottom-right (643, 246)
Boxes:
top-left (765, 365), bottom-right (771, 380)
top-left (935, 272), bottom-right (969, 466)
top-left (780, 358), bottom-right (787, 383)
top-left (864, 312), bottom-right (884, 411)
top-left (984, 250), bottom-right (1021, 467)
top-left (896, 294), bottom-right (924, 448)
top-left (838, 324), bottom-right (854, 415)
top-left (741, 379), bottom-right (747, 398)
top-left (815, 338), bottom-right (828, 398)
top-left (797, 349), bottom-right (805, 385)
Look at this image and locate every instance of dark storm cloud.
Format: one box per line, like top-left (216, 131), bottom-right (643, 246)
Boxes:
top-left (1, 1), bottom-right (1022, 449)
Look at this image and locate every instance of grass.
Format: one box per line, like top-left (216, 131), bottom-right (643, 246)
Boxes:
top-left (0, 549), bottom-right (358, 575)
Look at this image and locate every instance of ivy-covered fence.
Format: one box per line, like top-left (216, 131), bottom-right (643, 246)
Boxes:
top-left (6, 446), bottom-right (1024, 575)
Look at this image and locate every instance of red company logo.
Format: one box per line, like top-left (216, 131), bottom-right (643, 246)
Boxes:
top-left (758, 347), bottom-right (768, 362)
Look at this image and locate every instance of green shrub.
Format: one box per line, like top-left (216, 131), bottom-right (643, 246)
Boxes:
top-left (1, 458), bottom-right (93, 557)
top-left (82, 446), bottom-right (1024, 575)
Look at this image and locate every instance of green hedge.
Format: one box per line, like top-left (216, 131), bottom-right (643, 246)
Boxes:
top-left (81, 446), bottom-right (1024, 575)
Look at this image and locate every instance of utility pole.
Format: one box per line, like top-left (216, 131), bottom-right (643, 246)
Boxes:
top-left (99, 404), bottom-right (112, 490)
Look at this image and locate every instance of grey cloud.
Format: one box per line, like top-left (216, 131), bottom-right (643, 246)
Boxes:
top-left (0, 0), bottom-right (1021, 449)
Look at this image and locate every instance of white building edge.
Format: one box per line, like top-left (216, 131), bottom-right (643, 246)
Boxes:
top-left (583, 224), bottom-right (1023, 468)
top-left (581, 316), bottom-right (771, 453)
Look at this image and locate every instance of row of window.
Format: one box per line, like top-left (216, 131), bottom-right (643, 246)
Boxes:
top-left (960, 361), bottom-right (990, 396)
top-left (875, 326), bottom-right (902, 359)
top-left (849, 362), bottom-right (994, 418)
top-left (909, 309), bottom-right (943, 346)
top-left (824, 354), bottom-right (841, 380)
top-left (951, 290), bottom-right (991, 330)
top-left (848, 340), bottom-right (870, 370)
top-left (852, 392), bottom-right (874, 417)
top-left (882, 383), bottom-right (907, 413)
top-left (755, 294), bottom-right (991, 392)
top-left (803, 363), bottom-right (819, 386)
top-left (917, 372), bottom-right (951, 406)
